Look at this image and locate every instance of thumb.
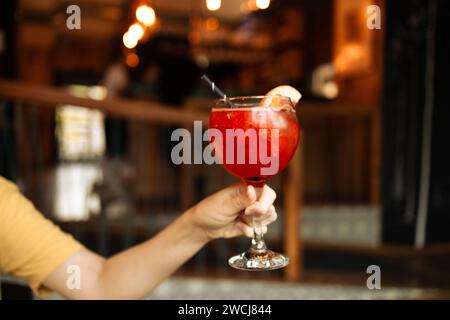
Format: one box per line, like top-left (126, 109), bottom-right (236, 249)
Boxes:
top-left (226, 183), bottom-right (257, 213)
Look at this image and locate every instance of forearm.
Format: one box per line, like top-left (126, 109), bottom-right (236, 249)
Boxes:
top-left (44, 183), bottom-right (274, 299)
top-left (94, 210), bottom-right (208, 299)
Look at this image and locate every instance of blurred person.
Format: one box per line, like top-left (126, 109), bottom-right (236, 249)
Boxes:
top-left (0, 176), bottom-right (277, 299)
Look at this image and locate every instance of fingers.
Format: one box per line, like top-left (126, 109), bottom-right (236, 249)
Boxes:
top-left (243, 206), bottom-right (277, 228)
top-left (245, 185), bottom-right (276, 217)
top-left (258, 205), bottom-right (277, 226)
top-left (236, 221), bottom-right (253, 238)
top-left (216, 183), bottom-right (256, 214)
top-left (239, 206), bottom-right (276, 227)
top-left (236, 184), bottom-right (278, 239)
top-left (236, 220), bottom-right (268, 238)
top-left (233, 183), bottom-right (257, 211)
top-left (237, 205), bottom-right (277, 238)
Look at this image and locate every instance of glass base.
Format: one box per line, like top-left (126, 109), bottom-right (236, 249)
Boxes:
top-left (228, 249), bottom-right (289, 271)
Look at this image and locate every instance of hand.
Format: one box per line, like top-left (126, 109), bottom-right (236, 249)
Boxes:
top-left (184, 183), bottom-right (278, 241)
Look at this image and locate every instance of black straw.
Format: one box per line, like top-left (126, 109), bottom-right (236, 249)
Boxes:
top-left (201, 74), bottom-right (234, 107)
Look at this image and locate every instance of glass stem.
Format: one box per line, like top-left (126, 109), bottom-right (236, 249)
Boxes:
top-left (252, 215), bottom-right (267, 252)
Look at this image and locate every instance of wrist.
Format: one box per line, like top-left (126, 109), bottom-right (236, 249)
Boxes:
top-left (180, 207), bottom-right (211, 245)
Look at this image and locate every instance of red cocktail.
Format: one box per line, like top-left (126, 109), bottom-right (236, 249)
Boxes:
top-left (209, 96), bottom-right (300, 270)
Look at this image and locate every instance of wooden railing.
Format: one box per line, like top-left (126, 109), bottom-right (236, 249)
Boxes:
top-left (0, 79), bottom-right (380, 281)
top-left (0, 80), bottom-right (209, 125)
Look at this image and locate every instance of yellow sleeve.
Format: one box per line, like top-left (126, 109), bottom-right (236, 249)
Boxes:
top-left (0, 177), bottom-right (84, 297)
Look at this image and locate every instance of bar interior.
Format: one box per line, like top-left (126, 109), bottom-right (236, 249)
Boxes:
top-left (0, 0), bottom-right (449, 300)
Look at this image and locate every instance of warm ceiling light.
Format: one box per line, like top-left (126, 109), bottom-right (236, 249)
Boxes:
top-left (128, 23), bottom-right (144, 41)
top-left (136, 5), bottom-right (156, 26)
top-left (322, 81), bottom-right (339, 99)
top-left (247, 0), bottom-right (258, 12)
top-left (123, 32), bottom-right (138, 49)
top-left (206, 0), bottom-right (221, 11)
top-left (256, 0), bottom-right (270, 10)
top-left (125, 53), bottom-right (140, 68)
top-left (205, 17), bottom-right (219, 31)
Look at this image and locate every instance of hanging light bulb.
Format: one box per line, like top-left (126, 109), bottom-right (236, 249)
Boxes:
top-left (123, 32), bottom-right (138, 49)
top-left (256, 0), bottom-right (270, 10)
top-left (128, 23), bottom-right (144, 41)
top-left (136, 5), bottom-right (156, 26)
top-left (206, 0), bottom-right (221, 11)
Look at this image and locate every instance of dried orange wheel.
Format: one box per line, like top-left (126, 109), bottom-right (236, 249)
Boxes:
top-left (261, 85), bottom-right (302, 109)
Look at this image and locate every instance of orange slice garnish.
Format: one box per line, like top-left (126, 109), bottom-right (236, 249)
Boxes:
top-left (261, 85), bottom-right (302, 109)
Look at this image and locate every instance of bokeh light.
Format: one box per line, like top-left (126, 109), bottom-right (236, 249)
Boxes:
top-left (256, 0), bottom-right (270, 10)
top-left (123, 32), bottom-right (138, 49)
top-left (125, 52), bottom-right (140, 68)
top-left (206, 0), bottom-right (221, 11)
top-left (205, 17), bottom-right (220, 31)
top-left (136, 5), bottom-right (156, 26)
top-left (128, 23), bottom-right (145, 41)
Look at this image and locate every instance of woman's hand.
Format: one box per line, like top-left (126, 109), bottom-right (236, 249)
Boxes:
top-left (184, 183), bottom-right (278, 241)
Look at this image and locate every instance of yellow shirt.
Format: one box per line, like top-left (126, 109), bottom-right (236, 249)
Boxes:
top-left (0, 176), bottom-right (83, 296)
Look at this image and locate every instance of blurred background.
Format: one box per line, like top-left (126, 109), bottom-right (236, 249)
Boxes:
top-left (0, 0), bottom-right (449, 299)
